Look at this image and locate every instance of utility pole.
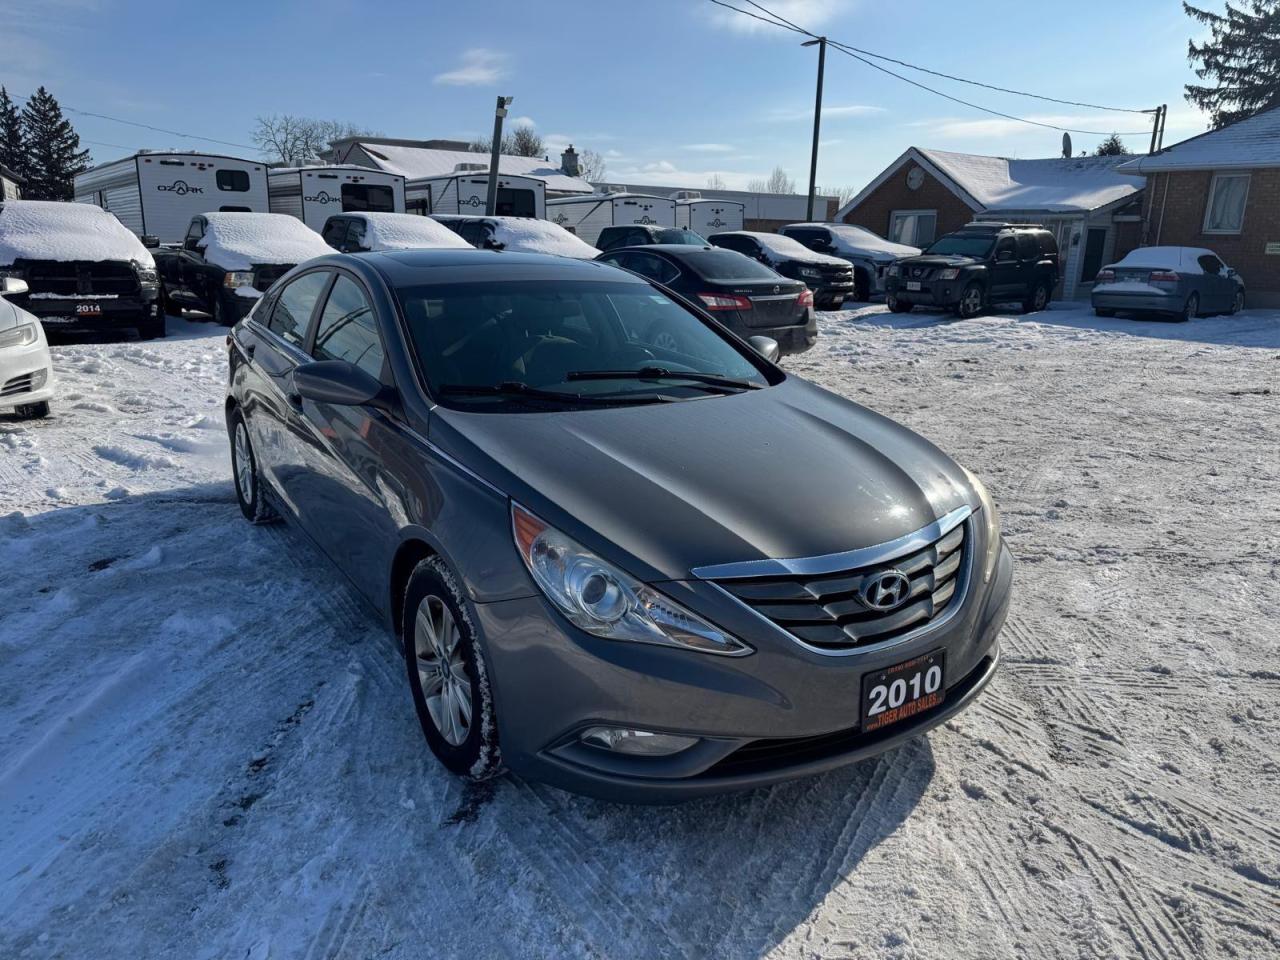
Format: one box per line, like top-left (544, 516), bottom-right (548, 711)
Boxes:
top-left (485, 95), bottom-right (513, 216)
top-left (1148, 104), bottom-right (1168, 154)
top-left (802, 36), bottom-right (826, 222)
top-left (1157, 103), bottom-right (1167, 151)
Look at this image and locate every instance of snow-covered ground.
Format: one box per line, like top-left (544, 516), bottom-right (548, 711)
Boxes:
top-left (1, 305), bottom-right (1277, 959)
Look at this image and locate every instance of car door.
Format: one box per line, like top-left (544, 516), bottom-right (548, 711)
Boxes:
top-left (290, 271), bottom-right (401, 597)
top-left (1016, 233), bottom-right (1044, 294)
top-left (246, 269), bottom-right (333, 517)
top-left (989, 235), bottom-right (1021, 300)
top-left (1196, 254), bottom-right (1230, 312)
top-left (165, 217), bottom-right (207, 306)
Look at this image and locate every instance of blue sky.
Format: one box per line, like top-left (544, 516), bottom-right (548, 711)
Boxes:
top-left (4, 0), bottom-right (1213, 193)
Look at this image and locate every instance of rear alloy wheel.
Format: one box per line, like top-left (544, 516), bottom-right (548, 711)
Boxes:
top-left (229, 410), bottom-right (277, 524)
top-left (1023, 281), bottom-right (1050, 313)
top-left (955, 282), bottom-right (986, 319)
top-left (1179, 292), bottom-right (1199, 323)
top-left (1230, 289), bottom-right (1244, 315)
top-left (14, 401), bottom-right (50, 420)
top-left (887, 292), bottom-right (913, 314)
top-left (403, 556), bottom-right (502, 780)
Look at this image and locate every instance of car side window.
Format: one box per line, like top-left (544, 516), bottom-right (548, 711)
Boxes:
top-left (713, 235), bottom-right (747, 254)
top-left (1197, 254), bottom-right (1222, 275)
top-left (459, 221), bottom-right (489, 248)
top-left (311, 275), bottom-right (385, 379)
top-left (184, 219), bottom-right (204, 250)
top-left (349, 219), bottom-right (367, 250)
top-left (267, 271), bottom-right (330, 349)
top-left (1016, 234), bottom-right (1039, 260)
top-left (627, 253), bottom-right (678, 284)
top-left (322, 218), bottom-right (350, 249)
top-left (625, 229), bottom-right (649, 247)
top-left (994, 237), bottom-right (1016, 261)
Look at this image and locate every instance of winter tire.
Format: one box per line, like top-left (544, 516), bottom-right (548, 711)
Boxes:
top-left (852, 269), bottom-right (870, 303)
top-left (1022, 281), bottom-right (1050, 313)
top-left (229, 408), bottom-right (277, 524)
top-left (887, 293), bottom-right (913, 314)
top-left (402, 556), bottom-right (503, 781)
top-left (1094, 308), bottom-right (1116, 318)
top-left (139, 313), bottom-right (166, 340)
top-left (1230, 289), bottom-right (1244, 315)
top-left (955, 282), bottom-right (985, 319)
top-left (1179, 292), bottom-right (1199, 323)
top-left (213, 294), bottom-right (231, 327)
top-left (14, 401), bottom-right (50, 420)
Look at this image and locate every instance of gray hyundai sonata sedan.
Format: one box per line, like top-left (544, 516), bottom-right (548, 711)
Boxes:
top-left (225, 249), bottom-right (1012, 801)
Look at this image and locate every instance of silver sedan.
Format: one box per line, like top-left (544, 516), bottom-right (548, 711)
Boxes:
top-left (1092, 246), bottom-right (1245, 321)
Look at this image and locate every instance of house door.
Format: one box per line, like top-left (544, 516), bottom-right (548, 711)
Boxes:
top-left (1080, 228), bottom-right (1107, 283)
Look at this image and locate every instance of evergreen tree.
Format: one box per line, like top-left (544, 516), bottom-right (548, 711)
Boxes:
top-left (20, 87), bottom-right (90, 200)
top-left (0, 87), bottom-right (25, 180)
top-left (1094, 133), bottom-right (1131, 156)
top-left (1184, 1), bottom-right (1280, 128)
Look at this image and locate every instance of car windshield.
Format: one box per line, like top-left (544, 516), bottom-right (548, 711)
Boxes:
top-left (655, 229), bottom-right (707, 245)
top-left (682, 249), bottom-right (780, 280)
top-left (396, 279), bottom-right (771, 409)
top-left (924, 234), bottom-right (995, 258)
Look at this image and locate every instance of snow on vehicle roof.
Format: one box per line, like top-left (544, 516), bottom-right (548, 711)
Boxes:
top-left (718, 231), bottom-right (848, 266)
top-left (785, 222), bottom-right (920, 258)
top-left (920, 149), bottom-right (1145, 213)
top-left (199, 213), bottom-right (332, 270)
top-left (488, 217), bottom-right (600, 259)
top-left (1117, 105), bottom-right (1280, 173)
top-left (1107, 246), bottom-right (1220, 274)
top-left (353, 212), bottom-right (471, 251)
top-left (0, 200), bottom-right (155, 267)
top-left (349, 142), bottom-right (595, 194)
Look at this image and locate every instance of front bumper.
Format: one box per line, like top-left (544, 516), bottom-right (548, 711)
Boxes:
top-left (0, 335), bottom-right (55, 410)
top-left (19, 292), bottom-right (161, 333)
top-left (1091, 290), bottom-right (1182, 314)
top-left (473, 539), bottom-right (1012, 802)
top-left (885, 276), bottom-right (962, 309)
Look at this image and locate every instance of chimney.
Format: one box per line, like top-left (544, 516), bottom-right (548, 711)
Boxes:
top-left (561, 144), bottom-right (580, 178)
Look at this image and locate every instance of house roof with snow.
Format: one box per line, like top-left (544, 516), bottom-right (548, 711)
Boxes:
top-left (1116, 106), bottom-right (1280, 173)
top-left (331, 138), bottom-right (594, 194)
top-left (838, 147), bottom-right (1146, 219)
top-left (0, 163), bottom-right (23, 184)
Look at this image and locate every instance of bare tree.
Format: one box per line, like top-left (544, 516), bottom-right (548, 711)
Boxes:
top-left (747, 165), bottom-right (796, 194)
top-left (817, 184), bottom-right (859, 207)
top-left (468, 124), bottom-right (544, 158)
top-left (705, 172), bottom-right (727, 190)
top-left (579, 148), bottom-right (607, 182)
top-left (252, 114), bottom-right (375, 165)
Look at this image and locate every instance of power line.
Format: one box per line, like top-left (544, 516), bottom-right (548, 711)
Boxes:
top-left (10, 91), bottom-right (257, 152)
top-left (710, 0), bottom-right (1157, 136)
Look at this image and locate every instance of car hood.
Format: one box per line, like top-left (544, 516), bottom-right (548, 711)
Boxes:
top-left (432, 377), bottom-right (975, 581)
top-left (897, 254), bottom-right (980, 269)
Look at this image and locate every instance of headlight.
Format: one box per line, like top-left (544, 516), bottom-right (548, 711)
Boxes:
top-left (886, 264), bottom-right (899, 277)
top-left (939, 268), bottom-right (960, 280)
top-left (963, 468), bottom-right (1002, 584)
top-left (512, 503), bottom-right (750, 656)
top-left (224, 271), bottom-right (256, 290)
top-left (137, 267), bottom-right (159, 284)
top-left (799, 266), bottom-right (822, 279)
top-left (0, 323), bottom-right (37, 349)
top-left (0, 267), bottom-right (25, 279)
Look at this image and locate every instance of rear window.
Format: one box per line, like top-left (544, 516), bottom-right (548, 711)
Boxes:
top-left (342, 183), bottom-right (396, 213)
top-left (217, 170), bottom-right (250, 192)
top-left (683, 249), bottom-right (778, 280)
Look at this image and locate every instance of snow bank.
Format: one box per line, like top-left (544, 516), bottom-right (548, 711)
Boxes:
top-left (490, 217), bottom-right (600, 259)
top-left (1107, 247), bottom-right (1212, 274)
top-left (357, 213), bottom-right (471, 252)
top-left (0, 201), bottom-right (154, 268)
top-left (748, 232), bottom-right (849, 267)
top-left (199, 213), bottom-right (331, 271)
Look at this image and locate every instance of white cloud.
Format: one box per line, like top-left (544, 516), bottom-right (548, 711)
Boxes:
top-left (510, 116), bottom-right (536, 128)
top-left (708, 0), bottom-right (848, 34)
top-left (681, 143), bottom-right (736, 153)
top-left (433, 48), bottom-right (508, 86)
top-left (766, 104), bottom-right (885, 123)
top-left (608, 160), bottom-right (769, 191)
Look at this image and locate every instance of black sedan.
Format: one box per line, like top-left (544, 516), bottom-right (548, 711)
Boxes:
top-left (595, 245), bottom-right (816, 356)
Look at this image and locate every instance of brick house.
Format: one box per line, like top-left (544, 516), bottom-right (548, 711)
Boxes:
top-left (1117, 106), bottom-right (1280, 307)
top-left (838, 147), bottom-right (1146, 299)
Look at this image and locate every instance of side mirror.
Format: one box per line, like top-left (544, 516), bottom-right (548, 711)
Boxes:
top-left (293, 360), bottom-right (384, 407)
top-left (183, 238), bottom-right (200, 253)
top-left (140, 234), bottom-right (160, 249)
top-left (747, 335), bottom-right (780, 363)
top-left (0, 277), bottom-right (29, 296)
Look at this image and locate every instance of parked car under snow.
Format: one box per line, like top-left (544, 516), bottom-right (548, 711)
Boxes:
top-left (1091, 247), bottom-right (1245, 321)
top-left (431, 215), bottom-right (600, 259)
top-left (779, 222), bottom-right (919, 301)
top-left (320, 212), bottom-right (472, 253)
top-left (156, 213), bottom-right (332, 324)
top-left (0, 200), bottom-right (164, 340)
top-left (0, 276), bottom-right (54, 418)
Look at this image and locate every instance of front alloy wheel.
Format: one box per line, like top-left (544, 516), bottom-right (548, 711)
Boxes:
top-left (414, 596), bottom-right (472, 747)
top-left (956, 282), bottom-right (985, 319)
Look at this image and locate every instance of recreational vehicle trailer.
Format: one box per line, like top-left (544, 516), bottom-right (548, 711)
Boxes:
top-left (73, 152), bottom-right (268, 244)
top-left (675, 199), bottom-right (745, 236)
top-left (545, 193), bottom-right (675, 246)
top-left (267, 166), bottom-right (406, 231)
top-left (406, 171), bottom-right (546, 219)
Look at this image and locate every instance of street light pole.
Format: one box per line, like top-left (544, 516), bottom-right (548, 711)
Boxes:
top-left (486, 95), bottom-right (513, 216)
top-left (803, 36), bottom-right (827, 222)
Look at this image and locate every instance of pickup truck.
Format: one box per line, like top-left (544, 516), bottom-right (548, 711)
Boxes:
top-left (156, 212), bottom-right (331, 324)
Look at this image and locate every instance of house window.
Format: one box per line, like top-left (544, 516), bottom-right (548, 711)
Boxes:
top-left (889, 210), bottom-right (937, 246)
top-left (1203, 172), bottom-right (1249, 234)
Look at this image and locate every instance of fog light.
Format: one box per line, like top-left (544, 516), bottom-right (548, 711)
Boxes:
top-left (579, 727), bottom-right (698, 756)
top-left (30, 368), bottom-right (47, 389)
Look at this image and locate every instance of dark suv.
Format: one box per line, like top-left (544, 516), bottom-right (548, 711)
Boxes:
top-left (596, 224), bottom-right (708, 252)
top-left (885, 223), bottom-right (1059, 317)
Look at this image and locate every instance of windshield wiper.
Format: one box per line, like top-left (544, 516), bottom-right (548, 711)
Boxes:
top-left (438, 380), bottom-right (680, 405)
top-left (565, 367), bottom-right (763, 392)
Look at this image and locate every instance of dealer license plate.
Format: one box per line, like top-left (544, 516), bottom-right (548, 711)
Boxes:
top-left (861, 650), bottom-right (945, 732)
top-left (76, 303), bottom-right (102, 316)
top-left (905, 281), bottom-right (921, 291)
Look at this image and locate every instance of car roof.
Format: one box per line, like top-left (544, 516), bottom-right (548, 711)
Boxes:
top-left (349, 248), bottom-right (639, 285)
top-left (601, 243), bottom-right (714, 256)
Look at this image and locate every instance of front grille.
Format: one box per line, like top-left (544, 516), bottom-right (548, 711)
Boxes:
top-left (907, 265), bottom-right (936, 281)
top-left (253, 264), bottom-right (292, 291)
top-left (1, 372), bottom-right (35, 398)
top-left (18, 259), bottom-right (138, 296)
top-left (712, 522), bottom-right (968, 651)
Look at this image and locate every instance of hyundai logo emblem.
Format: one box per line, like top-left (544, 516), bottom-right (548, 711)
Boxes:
top-left (861, 569), bottom-right (911, 611)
